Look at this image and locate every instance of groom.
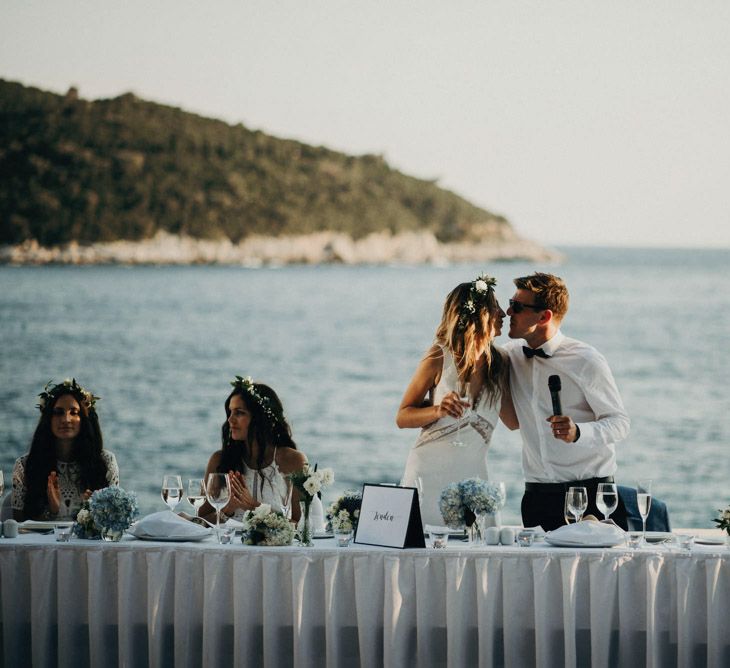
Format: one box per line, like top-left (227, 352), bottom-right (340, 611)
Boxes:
top-left (504, 272), bottom-right (630, 531)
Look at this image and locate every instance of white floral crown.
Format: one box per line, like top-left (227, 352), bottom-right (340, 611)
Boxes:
top-left (37, 378), bottom-right (99, 412)
top-left (457, 273), bottom-right (497, 329)
top-left (230, 375), bottom-right (278, 424)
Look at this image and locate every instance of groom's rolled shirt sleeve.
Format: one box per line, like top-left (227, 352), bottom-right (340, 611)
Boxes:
top-left (573, 357), bottom-right (630, 448)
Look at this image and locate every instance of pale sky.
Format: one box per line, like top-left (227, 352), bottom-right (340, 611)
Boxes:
top-left (2, 1), bottom-right (729, 248)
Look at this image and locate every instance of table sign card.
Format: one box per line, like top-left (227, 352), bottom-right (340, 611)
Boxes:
top-left (353, 483), bottom-right (425, 548)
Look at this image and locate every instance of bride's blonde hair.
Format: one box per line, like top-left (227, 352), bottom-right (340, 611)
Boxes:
top-left (433, 278), bottom-right (507, 405)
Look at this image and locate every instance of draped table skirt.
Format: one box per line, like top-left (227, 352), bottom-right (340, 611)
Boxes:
top-left (1, 535), bottom-right (728, 667)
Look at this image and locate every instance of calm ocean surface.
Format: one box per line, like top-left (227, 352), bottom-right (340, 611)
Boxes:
top-left (1, 247), bottom-right (728, 527)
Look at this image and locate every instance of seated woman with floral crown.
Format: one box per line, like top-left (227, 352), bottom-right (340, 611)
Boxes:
top-left (198, 376), bottom-right (308, 525)
top-left (12, 379), bottom-right (119, 521)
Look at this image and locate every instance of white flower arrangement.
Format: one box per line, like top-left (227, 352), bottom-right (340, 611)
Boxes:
top-left (439, 478), bottom-right (505, 529)
top-left (88, 486), bottom-right (139, 533)
top-left (73, 500), bottom-right (101, 539)
top-left (241, 503), bottom-right (296, 546)
top-left (288, 463), bottom-right (335, 503)
top-left (326, 490), bottom-right (362, 533)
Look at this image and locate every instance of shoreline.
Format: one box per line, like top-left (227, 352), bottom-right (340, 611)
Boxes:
top-left (0, 230), bottom-right (563, 266)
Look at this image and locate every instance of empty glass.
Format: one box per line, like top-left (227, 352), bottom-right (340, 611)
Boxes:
top-left (566, 486), bottom-right (588, 523)
top-left (206, 473), bottom-right (231, 542)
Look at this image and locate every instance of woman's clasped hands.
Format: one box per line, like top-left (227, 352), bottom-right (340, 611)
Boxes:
top-left (223, 470), bottom-right (259, 516)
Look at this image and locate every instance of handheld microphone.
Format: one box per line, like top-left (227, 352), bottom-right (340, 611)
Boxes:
top-left (548, 375), bottom-right (563, 416)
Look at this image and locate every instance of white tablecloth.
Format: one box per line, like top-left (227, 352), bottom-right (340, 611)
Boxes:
top-left (1, 534), bottom-right (728, 667)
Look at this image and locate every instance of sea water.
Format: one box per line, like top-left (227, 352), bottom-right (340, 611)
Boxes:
top-left (1, 247), bottom-right (728, 527)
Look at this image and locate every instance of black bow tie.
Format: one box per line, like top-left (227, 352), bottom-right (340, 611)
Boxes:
top-left (522, 346), bottom-right (549, 359)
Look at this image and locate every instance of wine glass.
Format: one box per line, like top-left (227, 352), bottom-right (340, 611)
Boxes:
top-left (278, 477), bottom-right (294, 521)
top-left (566, 486), bottom-right (588, 523)
top-left (596, 483), bottom-right (618, 522)
top-left (451, 381), bottom-right (471, 447)
top-left (564, 494), bottom-right (576, 525)
top-left (636, 479), bottom-right (652, 545)
top-left (187, 478), bottom-right (205, 514)
top-left (161, 475), bottom-right (183, 512)
top-left (206, 473), bottom-right (231, 542)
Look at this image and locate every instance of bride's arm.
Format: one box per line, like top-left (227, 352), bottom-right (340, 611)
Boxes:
top-left (396, 345), bottom-right (463, 429)
top-left (499, 363), bottom-right (519, 430)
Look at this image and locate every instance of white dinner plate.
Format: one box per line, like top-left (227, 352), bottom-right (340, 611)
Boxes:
top-left (694, 536), bottom-right (726, 545)
top-left (644, 532), bottom-right (673, 544)
top-left (129, 531), bottom-right (213, 542)
top-left (20, 520), bottom-right (74, 532)
top-left (544, 536), bottom-right (623, 548)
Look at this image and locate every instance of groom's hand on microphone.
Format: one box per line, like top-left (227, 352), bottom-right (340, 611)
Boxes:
top-left (547, 415), bottom-right (578, 442)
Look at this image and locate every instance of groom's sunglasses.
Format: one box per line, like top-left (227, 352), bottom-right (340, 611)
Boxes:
top-left (509, 299), bottom-right (545, 314)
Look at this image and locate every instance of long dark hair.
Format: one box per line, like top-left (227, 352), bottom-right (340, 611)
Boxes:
top-left (24, 388), bottom-right (109, 518)
top-left (218, 381), bottom-right (297, 476)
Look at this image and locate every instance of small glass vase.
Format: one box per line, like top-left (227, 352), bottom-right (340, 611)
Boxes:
top-left (299, 500), bottom-right (313, 547)
top-left (101, 527), bottom-right (123, 542)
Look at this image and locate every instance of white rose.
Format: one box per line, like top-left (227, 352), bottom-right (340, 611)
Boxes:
top-left (253, 503), bottom-right (271, 520)
top-left (723, 509), bottom-right (730, 521)
top-left (353, 509), bottom-right (360, 519)
top-left (303, 477), bottom-right (321, 496)
top-left (77, 509), bottom-right (90, 523)
top-left (319, 468), bottom-right (335, 486)
top-left (475, 280), bottom-right (488, 292)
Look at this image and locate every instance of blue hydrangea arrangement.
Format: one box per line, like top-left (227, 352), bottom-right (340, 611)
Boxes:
top-left (439, 478), bottom-right (505, 529)
top-left (88, 486), bottom-right (139, 533)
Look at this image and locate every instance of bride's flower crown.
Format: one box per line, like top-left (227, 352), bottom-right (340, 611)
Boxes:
top-left (457, 273), bottom-right (497, 329)
top-left (230, 375), bottom-right (278, 424)
top-left (37, 378), bottom-right (99, 412)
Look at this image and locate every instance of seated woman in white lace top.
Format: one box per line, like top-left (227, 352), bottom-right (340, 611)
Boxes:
top-left (12, 379), bottom-right (119, 521)
top-left (199, 376), bottom-right (307, 525)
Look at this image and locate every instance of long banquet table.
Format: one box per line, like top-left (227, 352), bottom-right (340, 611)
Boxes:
top-left (0, 532), bottom-right (728, 668)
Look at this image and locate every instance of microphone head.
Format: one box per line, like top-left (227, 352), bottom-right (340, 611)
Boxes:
top-left (548, 375), bottom-right (561, 392)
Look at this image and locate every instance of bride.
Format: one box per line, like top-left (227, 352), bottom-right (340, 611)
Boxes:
top-left (397, 274), bottom-right (518, 526)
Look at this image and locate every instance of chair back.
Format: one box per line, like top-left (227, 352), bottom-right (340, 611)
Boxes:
top-left (618, 485), bottom-right (671, 532)
top-left (0, 493), bottom-right (13, 521)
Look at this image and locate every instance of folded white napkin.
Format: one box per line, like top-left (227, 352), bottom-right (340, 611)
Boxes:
top-left (129, 511), bottom-right (211, 539)
top-left (547, 521), bottom-right (625, 545)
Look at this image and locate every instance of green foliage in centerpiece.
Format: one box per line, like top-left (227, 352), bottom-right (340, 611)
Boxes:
top-left (326, 490), bottom-right (362, 533)
top-left (713, 505), bottom-right (730, 535)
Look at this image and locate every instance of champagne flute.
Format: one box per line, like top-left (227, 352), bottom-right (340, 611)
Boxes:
top-left (451, 381), bottom-right (471, 447)
top-left (279, 477), bottom-right (294, 521)
top-left (636, 479), bottom-right (652, 545)
top-left (566, 486), bottom-right (588, 523)
top-left (187, 478), bottom-right (205, 514)
top-left (206, 473), bottom-right (231, 542)
top-left (596, 483), bottom-right (618, 522)
top-left (161, 475), bottom-right (183, 512)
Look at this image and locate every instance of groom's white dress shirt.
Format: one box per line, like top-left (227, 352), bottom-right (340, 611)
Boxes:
top-left (505, 330), bottom-right (630, 483)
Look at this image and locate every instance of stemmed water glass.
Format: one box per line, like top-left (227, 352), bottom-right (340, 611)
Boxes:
top-left (596, 482), bottom-right (619, 522)
top-left (566, 486), bottom-right (588, 524)
top-left (636, 479), bottom-right (652, 545)
top-left (187, 478), bottom-right (205, 514)
top-left (206, 473), bottom-right (231, 542)
top-left (451, 381), bottom-right (471, 447)
top-left (564, 494), bottom-right (576, 525)
top-left (161, 475), bottom-right (183, 512)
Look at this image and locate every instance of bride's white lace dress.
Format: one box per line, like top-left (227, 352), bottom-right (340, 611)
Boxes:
top-left (401, 347), bottom-right (501, 526)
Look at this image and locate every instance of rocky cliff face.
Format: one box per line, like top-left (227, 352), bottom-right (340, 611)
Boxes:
top-left (1, 230), bottom-right (562, 265)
